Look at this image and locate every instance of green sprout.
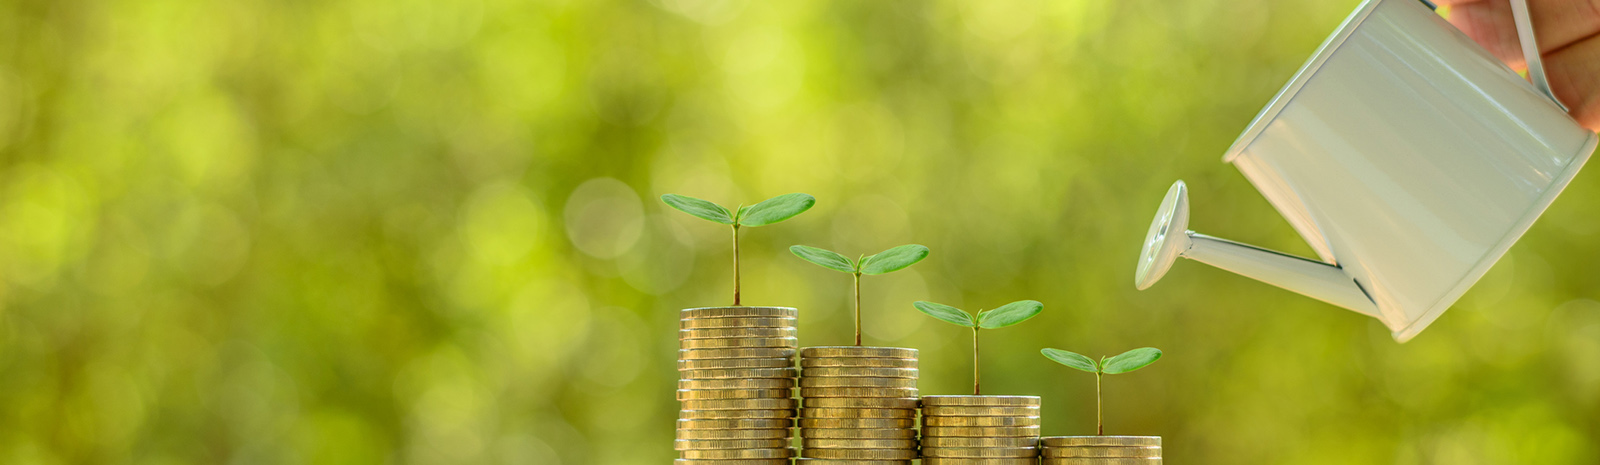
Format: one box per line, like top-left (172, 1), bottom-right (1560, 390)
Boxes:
top-left (790, 244), bottom-right (929, 345)
top-left (661, 193), bottom-right (815, 306)
top-left (1040, 347), bottom-right (1162, 435)
top-left (913, 300), bottom-right (1043, 395)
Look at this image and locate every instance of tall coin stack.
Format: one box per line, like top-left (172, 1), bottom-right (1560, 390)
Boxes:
top-left (677, 307), bottom-right (800, 465)
top-left (919, 395), bottom-right (1042, 465)
top-left (1039, 436), bottom-right (1161, 465)
top-left (795, 346), bottom-right (920, 464)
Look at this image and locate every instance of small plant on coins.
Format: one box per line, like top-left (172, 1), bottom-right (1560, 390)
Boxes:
top-left (1040, 347), bottom-right (1162, 435)
top-left (913, 300), bottom-right (1043, 395)
top-left (789, 244), bottom-right (929, 345)
top-left (661, 193), bottom-right (815, 306)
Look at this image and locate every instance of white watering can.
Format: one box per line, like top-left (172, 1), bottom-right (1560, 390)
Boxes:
top-left (1135, 0), bottom-right (1599, 342)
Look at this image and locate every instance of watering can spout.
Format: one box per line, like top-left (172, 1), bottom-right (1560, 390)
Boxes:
top-left (1135, 181), bottom-right (1380, 318)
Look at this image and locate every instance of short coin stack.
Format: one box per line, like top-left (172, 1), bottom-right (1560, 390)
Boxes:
top-left (1040, 436), bottom-right (1161, 465)
top-left (919, 395), bottom-right (1042, 465)
top-left (676, 307), bottom-right (800, 465)
top-left (795, 346), bottom-right (920, 464)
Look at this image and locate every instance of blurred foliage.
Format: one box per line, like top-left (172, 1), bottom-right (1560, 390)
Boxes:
top-left (0, 0), bottom-right (1597, 463)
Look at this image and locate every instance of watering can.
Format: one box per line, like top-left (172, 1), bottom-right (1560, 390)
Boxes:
top-left (1134, 0), bottom-right (1599, 342)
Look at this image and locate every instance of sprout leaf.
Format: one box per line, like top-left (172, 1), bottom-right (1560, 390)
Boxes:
top-left (790, 245), bottom-right (856, 273)
top-left (859, 244), bottom-right (929, 275)
top-left (738, 193), bottom-right (815, 227)
top-left (1101, 347), bottom-right (1162, 374)
top-left (914, 301), bottom-right (975, 327)
top-left (1041, 348), bottom-right (1098, 373)
top-left (976, 300), bottom-right (1043, 329)
top-left (662, 194), bottom-right (733, 225)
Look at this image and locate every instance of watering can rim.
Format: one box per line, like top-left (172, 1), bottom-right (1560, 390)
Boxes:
top-left (1220, 0), bottom-right (1571, 165)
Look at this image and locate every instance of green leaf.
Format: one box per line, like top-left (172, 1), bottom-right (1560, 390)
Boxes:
top-left (789, 245), bottom-right (855, 273)
top-left (913, 301), bottom-right (975, 327)
top-left (976, 300), bottom-right (1043, 329)
top-left (737, 193), bottom-right (815, 227)
top-left (1041, 348), bottom-right (1098, 373)
top-left (1101, 348), bottom-right (1162, 374)
top-left (661, 194), bottom-right (733, 225)
top-left (859, 244), bottom-right (929, 275)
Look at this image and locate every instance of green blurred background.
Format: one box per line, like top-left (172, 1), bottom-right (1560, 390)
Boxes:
top-left (2, 0), bottom-right (1599, 463)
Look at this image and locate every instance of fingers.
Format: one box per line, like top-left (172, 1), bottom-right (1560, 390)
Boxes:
top-left (1438, 0), bottom-right (1600, 69)
top-left (1546, 34), bottom-right (1600, 130)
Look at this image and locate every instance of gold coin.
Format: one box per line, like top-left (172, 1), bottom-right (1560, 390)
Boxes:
top-left (680, 348), bottom-right (798, 360)
top-left (798, 417), bottom-right (915, 429)
top-left (800, 438), bottom-right (918, 449)
top-left (799, 387), bottom-right (918, 398)
top-left (922, 458), bottom-right (1040, 465)
top-left (680, 378), bottom-right (796, 390)
top-left (801, 357), bottom-right (918, 369)
top-left (801, 346), bottom-right (918, 359)
top-left (921, 426), bottom-right (1040, 437)
top-left (1042, 446), bottom-right (1162, 458)
top-left (682, 337), bottom-right (799, 350)
top-left (800, 367), bottom-right (918, 378)
top-left (922, 406), bottom-right (1039, 417)
top-left (923, 416), bottom-right (1040, 427)
top-left (679, 357), bottom-right (794, 370)
top-left (794, 459), bottom-right (912, 465)
top-left (800, 428), bottom-right (918, 439)
top-left (677, 418), bottom-right (793, 430)
top-left (920, 447), bottom-right (1040, 458)
top-left (921, 437), bottom-right (1040, 448)
top-left (799, 407), bottom-right (916, 419)
top-left (803, 397), bottom-right (919, 409)
top-left (921, 395), bottom-right (1039, 407)
top-left (801, 448), bottom-right (919, 460)
top-left (675, 460), bottom-right (793, 465)
top-left (677, 428), bottom-right (792, 440)
top-left (681, 307), bottom-right (797, 319)
top-left (680, 317), bottom-right (797, 330)
top-left (679, 367), bottom-right (798, 379)
top-left (680, 398), bottom-right (797, 410)
top-left (680, 327), bottom-right (798, 340)
top-left (678, 448), bottom-right (796, 460)
top-left (799, 377), bottom-right (917, 388)
top-left (679, 408), bottom-right (794, 420)
top-left (674, 439), bottom-right (792, 450)
top-left (1040, 436), bottom-right (1161, 447)
top-left (675, 460), bottom-right (792, 465)
top-left (677, 388), bottom-right (794, 401)
top-left (1039, 459), bottom-right (1162, 465)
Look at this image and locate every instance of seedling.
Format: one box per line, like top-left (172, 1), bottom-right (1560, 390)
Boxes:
top-left (1040, 347), bottom-right (1162, 435)
top-left (789, 244), bottom-right (929, 345)
top-left (913, 300), bottom-right (1043, 395)
top-left (661, 193), bottom-right (815, 306)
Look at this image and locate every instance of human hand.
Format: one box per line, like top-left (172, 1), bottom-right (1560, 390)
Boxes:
top-left (1436, 0), bottom-right (1600, 131)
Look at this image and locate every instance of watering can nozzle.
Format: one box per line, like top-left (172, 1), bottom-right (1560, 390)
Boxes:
top-left (1135, 180), bottom-right (1382, 319)
top-left (1134, 181), bottom-right (1192, 290)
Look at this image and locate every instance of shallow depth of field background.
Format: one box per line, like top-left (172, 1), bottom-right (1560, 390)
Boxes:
top-left (2, 0), bottom-right (1599, 463)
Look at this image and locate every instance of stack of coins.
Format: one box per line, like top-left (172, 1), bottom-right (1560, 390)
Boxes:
top-left (919, 395), bottom-right (1042, 465)
top-left (1040, 436), bottom-right (1161, 465)
top-left (795, 346), bottom-right (920, 464)
top-left (677, 307), bottom-right (800, 465)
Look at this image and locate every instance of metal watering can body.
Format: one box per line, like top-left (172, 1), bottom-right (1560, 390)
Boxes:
top-left (1136, 0), bottom-right (1600, 342)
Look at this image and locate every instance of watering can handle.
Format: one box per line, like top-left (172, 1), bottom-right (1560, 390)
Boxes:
top-left (1509, 0), bottom-right (1568, 111)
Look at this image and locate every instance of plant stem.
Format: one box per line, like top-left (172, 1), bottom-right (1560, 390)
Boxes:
top-left (1096, 371), bottom-right (1103, 435)
top-left (852, 272), bottom-right (861, 346)
top-left (972, 327), bottom-right (981, 396)
top-left (731, 225), bottom-right (741, 306)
